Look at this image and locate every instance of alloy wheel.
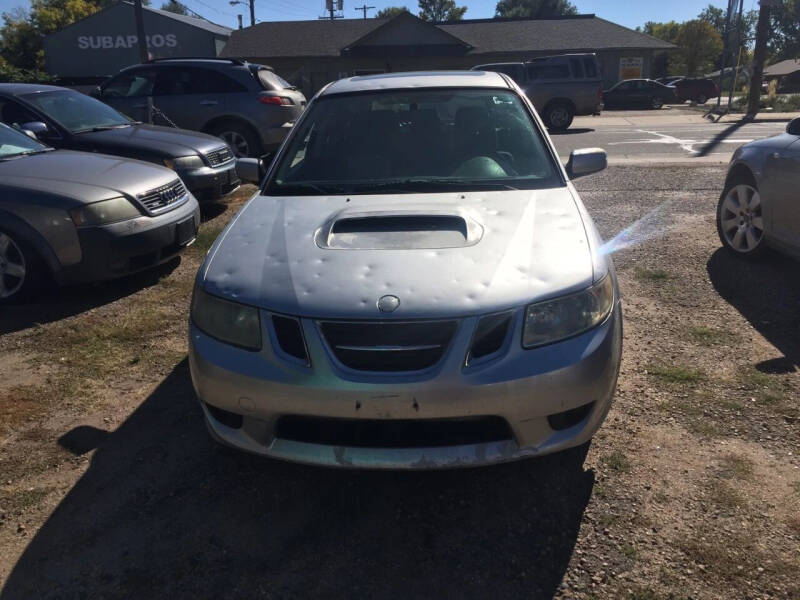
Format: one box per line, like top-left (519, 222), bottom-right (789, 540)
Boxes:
top-left (696, 94), bottom-right (707, 104)
top-left (651, 96), bottom-right (664, 109)
top-left (0, 232), bottom-right (26, 299)
top-left (219, 131), bottom-right (250, 157)
top-left (548, 106), bottom-right (571, 129)
top-left (719, 184), bottom-right (764, 253)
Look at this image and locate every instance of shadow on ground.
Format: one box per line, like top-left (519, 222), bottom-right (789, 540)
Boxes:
top-left (707, 248), bottom-right (800, 371)
top-left (0, 258), bottom-right (180, 336)
top-left (550, 128), bottom-right (594, 135)
top-left (1, 360), bottom-right (594, 599)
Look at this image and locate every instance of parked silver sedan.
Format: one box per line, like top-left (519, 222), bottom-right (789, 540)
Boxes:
top-left (189, 71), bottom-right (621, 469)
top-left (718, 117), bottom-right (800, 259)
top-left (0, 123), bottom-right (199, 303)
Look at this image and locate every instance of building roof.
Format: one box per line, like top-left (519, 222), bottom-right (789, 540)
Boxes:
top-left (321, 70), bottom-right (510, 95)
top-left (143, 4), bottom-right (232, 36)
top-left (220, 13), bottom-right (674, 59)
top-left (764, 58), bottom-right (800, 77)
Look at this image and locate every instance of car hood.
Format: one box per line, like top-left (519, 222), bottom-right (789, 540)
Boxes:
top-left (743, 132), bottom-right (799, 151)
top-left (201, 188), bottom-right (598, 319)
top-left (0, 149), bottom-right (178, 204)
top-left (75, 123), bottom-right (225, 158)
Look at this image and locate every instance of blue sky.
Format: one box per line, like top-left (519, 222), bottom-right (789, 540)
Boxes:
top-left (0, 0), bottom-right (744, 31)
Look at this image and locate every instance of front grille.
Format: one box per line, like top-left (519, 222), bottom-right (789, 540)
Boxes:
top-left (275, 415), bottom-right (512, 448)
top-left (205, 146), bottom-right (234, 167)
top-left (137, 179), bottom-right (186, 214)
top-left (319, 320), bottom-right (458, 372)
top-left (467, 312), bottom-right (513, 364)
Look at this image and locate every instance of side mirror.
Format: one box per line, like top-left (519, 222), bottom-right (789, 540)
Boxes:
top-left (21, 121), bottom-right (49, 138)
top-left (566, 148), bottom-right (607, 178)
top-left (236, 157), bottom-right (265, 185)
top-left (787, 117), bottom-right (800, 136)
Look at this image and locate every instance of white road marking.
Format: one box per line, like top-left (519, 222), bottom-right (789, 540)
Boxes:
top-left (607, 129), bottom-right (754, 154)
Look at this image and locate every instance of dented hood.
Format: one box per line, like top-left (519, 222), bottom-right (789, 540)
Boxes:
top-left (201, 188), bottom-right (598, 319)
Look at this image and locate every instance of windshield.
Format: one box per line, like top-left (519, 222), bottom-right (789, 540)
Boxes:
top-left (21, 90), bottom-right (131, 133)
top-left (0, 123), bottom-right (49, 159)
top-left (265, 88), bottom-right (560, 195)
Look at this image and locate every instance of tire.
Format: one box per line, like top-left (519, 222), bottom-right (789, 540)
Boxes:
top-left (696, 93), bottom-right (708, 104)
top-left (0, 230), bottom-right (45, 304)
top-left (650, 95), bottom-right (664, 109)
top-left (544, 103), bottom-right (574, 131)
top-left (208, 121), bottom-right (262, 158)
top-left (716, 175), bottom-right (769, 259)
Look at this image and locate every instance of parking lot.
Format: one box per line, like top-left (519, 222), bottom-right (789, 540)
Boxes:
top-left (1, 114), bottom-right (798, 598)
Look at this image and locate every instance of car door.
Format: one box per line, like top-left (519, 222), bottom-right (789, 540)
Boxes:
top-left (767, 137), bottom-right (800, 245)
top-left (98, 68), bottom-right (157, 122)
top-left (150, 67), bottom-right (241, 131)
top-left (605, 81), bottom-right (633, 107)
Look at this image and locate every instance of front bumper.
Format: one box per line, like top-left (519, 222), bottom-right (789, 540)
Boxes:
top-left (56, 195), bottom-right (200, 285)
top-left (189, 301), bottom-right (622, 469)
top-left (176, 162), bottom-right (240, 202)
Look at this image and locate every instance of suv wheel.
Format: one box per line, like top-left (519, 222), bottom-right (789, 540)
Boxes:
top-left (544, 103), bottom-right (574, 131)
top-left (650, 96), bottom-right (664, 109)
top-left (209, 122), bottom-right (262, 158)
top-left (696, 93), bottom-right (708, 104)
top-left (716, 177), bottom-right (767, 259)
top-left (0, 231), bottom-right (43, 304)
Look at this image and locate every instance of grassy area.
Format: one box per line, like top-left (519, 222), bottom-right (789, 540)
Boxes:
top-left (687, 326), bottom-right (735, 347)
top-left (601, 450), bottom-right (631, 473)
top-left (646, 364), bottom-right (705, 384)
top-left (730, 93), bottom-right (800, 113)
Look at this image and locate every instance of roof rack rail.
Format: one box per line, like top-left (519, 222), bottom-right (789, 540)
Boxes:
top-left (145, 57), bottom-right (247, 65)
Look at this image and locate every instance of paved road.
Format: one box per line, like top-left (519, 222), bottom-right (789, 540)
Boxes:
top-left (550, 109), bottom-right (791, 163)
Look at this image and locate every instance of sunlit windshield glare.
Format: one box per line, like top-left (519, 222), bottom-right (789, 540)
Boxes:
top-left (0, 123), bottom-right (47, 158)
top-left (22, 91), bottom-right (130, 133)
top-left (267, 89), bottom-right (559, 195)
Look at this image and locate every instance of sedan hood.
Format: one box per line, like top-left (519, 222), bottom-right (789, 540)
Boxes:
top-left (743, 132), bottom-right (799, 150)
top-left (202, 189), bottom-right (596, 319)
top-left (75, 123), bottom-right (225, 158)
top-left (0, 150), bottom-right (178, 204)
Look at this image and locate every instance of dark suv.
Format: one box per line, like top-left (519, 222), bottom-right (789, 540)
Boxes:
top-left (93, 58), bottom-right (307, 157)
top-left (671, 78), bottom-right (719, 104)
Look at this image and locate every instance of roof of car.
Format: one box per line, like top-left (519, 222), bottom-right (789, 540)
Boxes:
top-left (320, 71), bottom-right (512, 96)
top-left (0, 83), bottom-right (67, 96)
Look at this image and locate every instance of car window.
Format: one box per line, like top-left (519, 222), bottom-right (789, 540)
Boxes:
top-left (526, 62), bottom-right (570, 80)
top-left (582, 57), bottom-right (598, 78)
top-left (258, 69), bottom-right (292, 90)
top-left (0, 123), bottom-right (48, 158)
top-left (102, 69), bottom-right (156, 98)
top-left (21, 90), bottom-right (130, 133)
top-left (569, 58), bottom-right (584, 79)
top-left (614, 81), bottom-right (634, 91)
top-left (267, 88), bottom-right (560, 195)
top-left (0, 99), bottom-right (39, 127)
top-left (152, 67), bottom-right (248, 95)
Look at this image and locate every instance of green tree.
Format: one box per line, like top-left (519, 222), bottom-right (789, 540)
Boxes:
top-left (160, 0), bottom-right (188, 15)
top-left (375, 6), bottom-right (409, 18)
top-left (672, 20), bottom-right (723, 76)
top-left (494, 0), bottom-right (577, 19)
top-left (417, 0), bottom-right (466, 22)
top-left (769, 0), bottom-right (800, 60)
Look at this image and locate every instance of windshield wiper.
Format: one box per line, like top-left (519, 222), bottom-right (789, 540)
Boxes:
top-left (73, 124), bottom-right (131, 133)
top-left (346, 178), bottom-right (520, 193)
top-left (1, 148), bottom-right (55, 160)
top-left (269, 182), bottom-right (348, 195)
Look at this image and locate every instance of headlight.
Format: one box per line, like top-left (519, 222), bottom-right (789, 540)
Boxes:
top-left (164, 155), bottom-right (204, 170)
top-left (523, 275), bottom-right (614, 348)
top-left (191, 287), bottom-right (261, 351)
top-left (69, 197), bottom-right (141, 227)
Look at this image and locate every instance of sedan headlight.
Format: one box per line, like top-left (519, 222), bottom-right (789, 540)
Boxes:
top-left (523, 275), bottom-right (614, 348)
top-left (69, 197), bottom-right (141, 227)
top-left (164, 155), bottom-right (204, 170)
top-left (191, 287), bottom-right (261, 351)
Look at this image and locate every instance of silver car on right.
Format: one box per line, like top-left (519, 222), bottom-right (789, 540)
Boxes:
top-left (717, 117), bottom-right (800, 259)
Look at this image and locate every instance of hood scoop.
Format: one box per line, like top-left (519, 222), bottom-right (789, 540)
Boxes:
top-left (315, 208), bottom-right (484, 250)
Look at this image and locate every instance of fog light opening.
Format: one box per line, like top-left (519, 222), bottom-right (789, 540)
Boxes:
top-left (547, 401), bottom-right (595, 431)
top-left (205, 402), bottom-right (244, 429)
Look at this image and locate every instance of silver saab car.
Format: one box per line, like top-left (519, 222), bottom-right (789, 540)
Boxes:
top-left (0, 123), bottom-right (199, 303)
top-left (189, 72), bottom-right (621, 469)
top-left (717, 117), bottom-right (800, 259)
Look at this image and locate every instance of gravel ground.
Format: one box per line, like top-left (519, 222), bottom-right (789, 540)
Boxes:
top-left (0, 167), bottom-right (798, 599)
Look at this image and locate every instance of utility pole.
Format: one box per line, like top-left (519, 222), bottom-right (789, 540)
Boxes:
top-left (133, 0), bottom-right (148, 63)
top-left (319, 0), bottom-right (344, 20)
top-left (229, 0), bottom-right (255, 27)
top-left (355, 4), bottom-right (374, 18)
top-left (746, 0), bottom-right (773, 118)
top-left (237, 14), bottom-right (243, 29)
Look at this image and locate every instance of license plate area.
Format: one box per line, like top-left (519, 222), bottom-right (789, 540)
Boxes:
top-left (176, 217), bottom-right (196, 246)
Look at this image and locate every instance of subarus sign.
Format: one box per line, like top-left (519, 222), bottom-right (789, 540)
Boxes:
top-left (77, 34), bottom-right (178, 50)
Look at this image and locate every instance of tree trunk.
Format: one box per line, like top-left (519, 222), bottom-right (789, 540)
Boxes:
top-left (746, 0), bottom-right (771, 117)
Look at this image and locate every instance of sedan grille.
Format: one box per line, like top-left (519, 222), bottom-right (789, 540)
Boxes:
top-left (205, 146), bottom-right (234, 167)
top-left (319, 320), bottom-right (458, 372)
top-left (137, 179), bottom-right (187, 214)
